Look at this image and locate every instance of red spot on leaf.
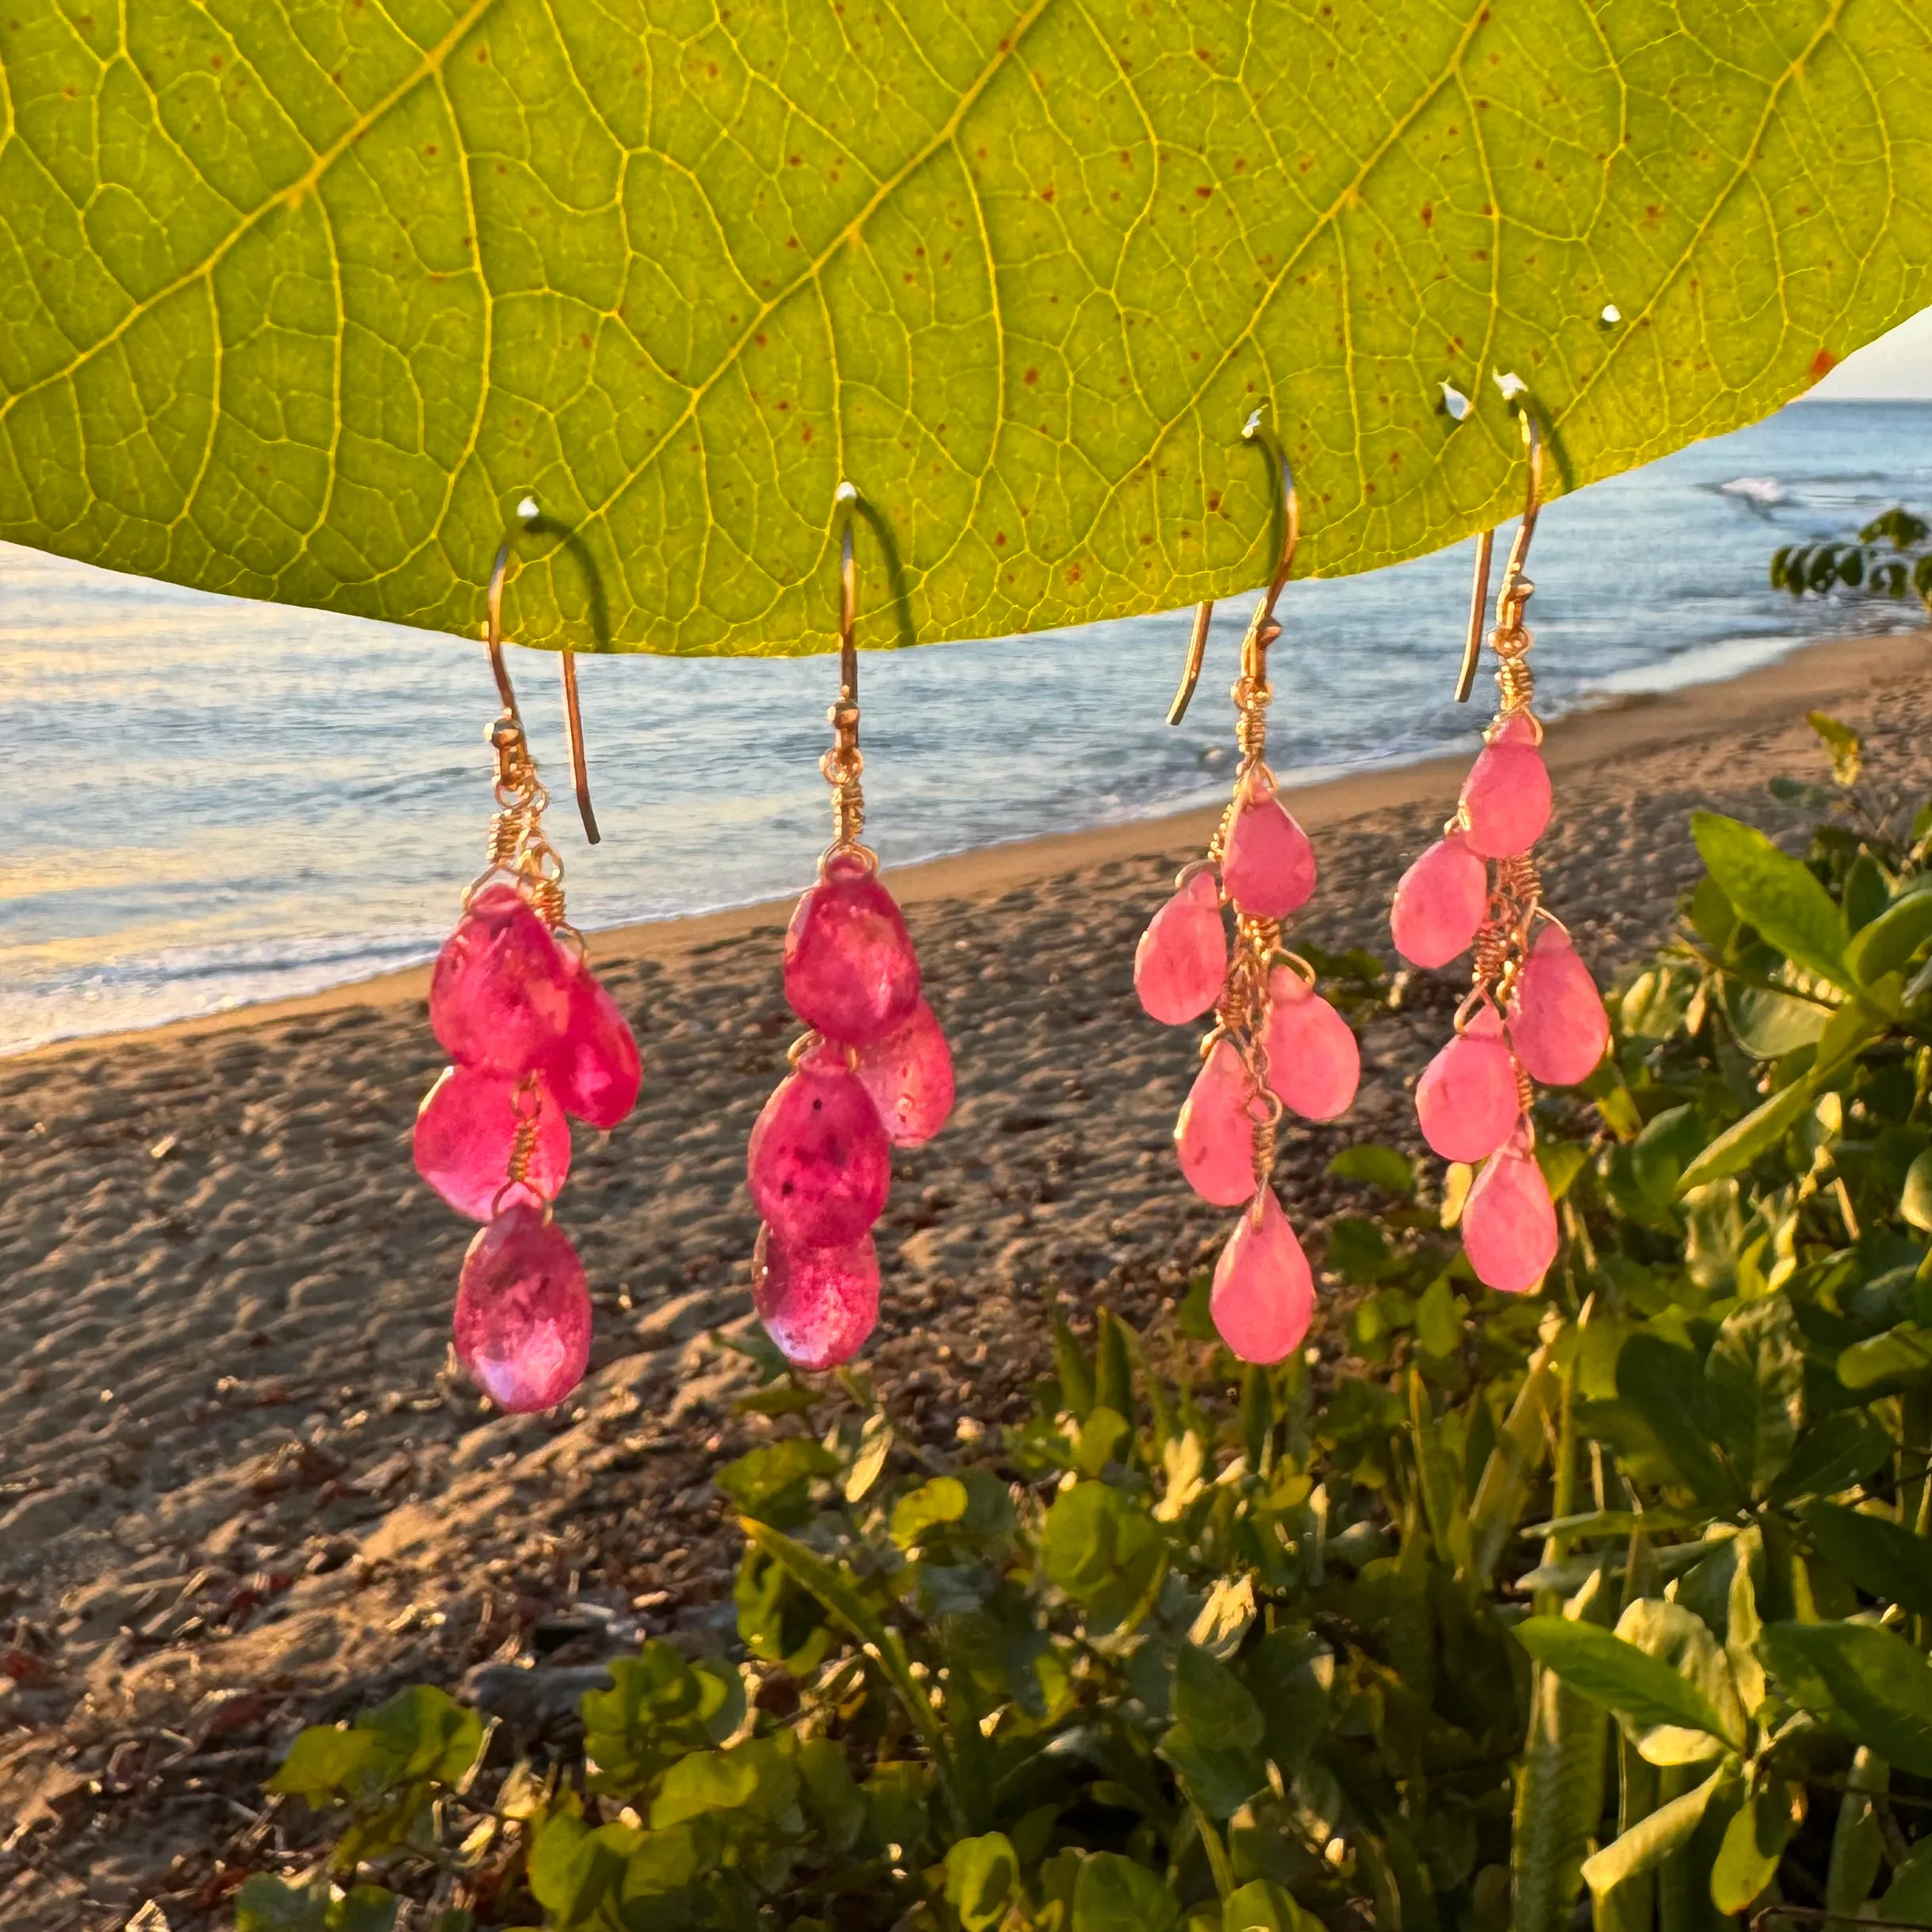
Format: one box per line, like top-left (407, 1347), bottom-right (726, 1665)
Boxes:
top-left (1809, 347), bottom-right (1837, 379)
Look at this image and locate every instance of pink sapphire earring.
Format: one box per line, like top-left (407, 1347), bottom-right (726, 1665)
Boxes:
top-left (1389, 408), bottom-right (1607, 1294)
top-left (747, 485), bottom-right (954, 1370)
top-left (414, 516), bottom-right (641, 1412)
top-left (1135, 420), bottom-right (1359, 1363)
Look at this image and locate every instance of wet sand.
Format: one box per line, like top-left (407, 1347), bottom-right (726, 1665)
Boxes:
top-left (2, 627), bottom-right (1927, 1926)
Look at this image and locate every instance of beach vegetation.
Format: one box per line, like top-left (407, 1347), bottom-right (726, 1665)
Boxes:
top-left (1772, 508), bottom-right (1932, 615)
top-left (241, 716), bottom-right (1932, 1930)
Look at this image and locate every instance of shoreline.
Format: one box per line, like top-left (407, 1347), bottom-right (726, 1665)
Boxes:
top-left (21, 623), bottom-right (1925, 1068)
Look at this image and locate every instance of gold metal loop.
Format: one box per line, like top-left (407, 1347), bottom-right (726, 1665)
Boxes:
top-left (1456, 405), bottom-right (1544, 703)
top-left (485, 498), bottom-right (600, 844)
top-left (1169, 412), bottom-right (1299, 725)
top-left (820, 482), bottom-right (872, 866)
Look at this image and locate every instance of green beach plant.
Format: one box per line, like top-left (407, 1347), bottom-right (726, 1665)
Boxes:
top-left (2, 5), bottom-right (1930, 655)
top-left (237, 715), bottom-right (1932, 1931)
top-left (1773, 509), bottom-right (1932, 618)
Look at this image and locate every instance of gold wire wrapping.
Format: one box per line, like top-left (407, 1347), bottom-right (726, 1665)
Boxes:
top-left (822, 696), bottom-right (868, 858)
top-left (471, 710), bottom-right (573, 934)
top-left (504, 1075), bottom-right (544, 1186)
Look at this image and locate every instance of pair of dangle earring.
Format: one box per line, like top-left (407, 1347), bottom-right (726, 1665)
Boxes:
top-left (413, 520), bottom-right (642, 1410)
top-left (1135, 424), bottom-right (1361, 1363)
top-left (746, 485), bottom-right (956, 1370)
top-left (1390, 408), bottom-right (1608, 1293)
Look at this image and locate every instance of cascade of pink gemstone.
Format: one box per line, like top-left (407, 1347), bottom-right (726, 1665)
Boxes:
top-left (752, 1224), bottom-right (880, 1370)
top-left (1415, 1006), bottom-right (1520, 1163)
top-left (1134, 872), bottom-right (1228, 1025)
top-left (1459, 723), bottom-right (1552, 860)
top-left (1221, 784), bottom-right (1317, 919)
top-left (414, 1065), bottom-right (571, 1220)
top-left (1210, 1188), bottom-right (1316, 1364)
top-left (453, 1205), bottom-right (593, 1412)
top-left (783, 856), bottom-right (921, 1046)
top-left (548, 949), bottom-right (642, 1129)
top-left (854, 999), bottom-right (954, 1146)
top-left (1507, 925), bottom-right (1611, 1087)
top-left (1262, 968), bottom-right (1359, 1122)
top-left (1461, 1132), bottom-right (1558, 1294)
top-left (747, 1045), bottom-right (891, 1246)
top-left (429, 883), bottom-right (576, 1075)
top-left (1175, 1038), bottom-right (1267, 1206)
top-left (1390, 833), bottom-right (1489, 968)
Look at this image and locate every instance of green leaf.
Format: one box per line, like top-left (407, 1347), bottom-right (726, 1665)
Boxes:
top-left (945, 1833), bottom-right (1018, 1932)
top-left (330, 1892), bottom-right (403, 1932)
top-left (358, 1685), bottom-right (485, 1788)
top-left (1516, 1618), bottom-right (1739, 1758)
top-left (1676, 1079), bottom-right (1815, 1194)
top-left (1799, 1502), bottom-right (1932, 1616)
top-left (269, 1724), bottom-right (384, 1805)
top-left (1161, 1643), bottom-right (1269, 1820)
top-left (1882, 1838), bottom-right (1932, 1922)
top-left (1613, 1598), bottom-right (1750, 1762)
top-left (4, 7), bottom-right (1929, 656)
top-left (582, 1643), bottom-right (746, 1792)
top-left (891, 1476), bottom-right (971, 1548)
top-left (1769, 1409), bottom-right (1896, 1505)
top-left (1848, 890), bottom-right (1932, 986)
top-left (1039, 1479), bottom-right (1166, 1633)
top-left (648, 1749), bottom-right (761, 1827)
top-left (1807, 712), bottom-right (1866, 788)
top-left (1073, 1853), bottom-right (1183, 1932)
top-left (1711, 1780), bottom-right (1797, 1914)
top-left (1222, 1880), bottom-right (1324, 1932)
top-left (1324, 1144), bottom-right (1417, 1199)
top-left (1837, 1324), bottom-right (1932, 1392)
top-left (1758, 1621), bottom-right (1932, 1776)
top-left (234, 1876), bottom-right (331, 1932)
top-left (715, 1439), bottom-right (838, 1528)
top-left (1704, 1298), bottom-right (1804, 1494)
top-left (1903, 1148), bottom-right (1932, 1234)
top-left (1692, 814), bottom-right (1851, 991)
top-left (1580, 1766), bottom-right (1727, 1904)
top-left (1614, 1332), bottom-right (1735, 1510)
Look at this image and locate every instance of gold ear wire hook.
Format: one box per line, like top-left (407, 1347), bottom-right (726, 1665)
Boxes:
top-left (1168, 412), bottom-right (1299, 724)
top-left (836, 479), bottom-right (859, 709)
top-left (1455, 405), bottom-right (1544, 703)
top-left (485, 498), bottom-right (600, 843)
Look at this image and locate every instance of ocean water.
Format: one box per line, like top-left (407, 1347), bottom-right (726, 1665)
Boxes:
top-left (3, 400), bottom-right (1928, 1054)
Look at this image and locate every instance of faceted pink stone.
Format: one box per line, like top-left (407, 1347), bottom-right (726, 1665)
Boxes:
top-left (752, 1224), bottom-right (880, 1370)
top-left (414, 1064), bottom-right (571, 1220)
top-left (1416, 1006), bottom-right (1519, 1163)
top-left (1461, 1133), bottom-right (1558, 1294)
top-left (548, 949), bottom-right (642, 1129)
top-left (783, 856), bottom-right (921, 1047)
top-left (453, 1205), bottom-right (592, 1412)
top-left (1210, 1188), bottom-right (1315, 1365)
top-left (1262, 968), bottom-right (1359, 1122)
top-left (1221, 784), bottom-right (1317, 918)
top-left (1175, 1037), bottom-right (1267, 1206)
top-left (746, 1045), bottom-right (891, 1246)
top-left (429, 883), bottom-right (575, 1076)
top-left (1135, 872), bottom-right (1227, 1025)
top-left (1459, 736), bottom-right (1552, 860)
top-left (855, 999), bottom-right (954, 1146)
top-left (1391, 833), bottom-right (1489, 968)
top-left (1508, 925), bottom-right (1611, 1087)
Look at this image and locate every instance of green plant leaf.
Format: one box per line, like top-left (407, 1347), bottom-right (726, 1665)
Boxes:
top-left (1848, 891), bottom-right (1932, 986)
top-left (234, 1876), bottom-right (332, 1932)
top-left (1711, 1779), bottom-right (1797, 1915)
top-left (1579, 1765), bottom-right (1727, 1905)
top-left (2, 6), bottom-right (1928, 656)
top-left (1676, 1079), bottom-right (1815, 1194)
top-left (1758, 1621), bottom-right (1932, 1777)
top-left (1882, 1838), bottom-right (1932, 1922)
top-left (715, 1439), bottom-right (838, 1528)
top-left (1692, 814), bottom-right (1851, 991)
top-left (1613, 1333), bottom-right (1736, 1511)
top-left (1516, 1618), bottom-right (1740, 1757)
top-left (1903, 1148), bottom-right (1932, 1234)
top-left (1704, 1298), bottom-right (1804, 1495)
top-left (1325, 1144), bottom-right (1417, 1199)
top-left (945, 1833), bottom-right (1018, 1932)
top-left (1039, 1478), bottom-right (1166, 1633)
top-left (1160, 1642), bottom-right (1269, 1819)
top-left (1073, 1852), bottom-right (1183, 1932)
top-left (1769, 1409), bottom-right (1896, 1505)
top-left (1799, 1502), bottom-right (1932, 1616)
top-left (891, 1477), bottom-right (971, 1548)
top-left (1222, 1880), bottom-right (1324, 1932)
top-left (1807, 712), bottom-right (1865, 788)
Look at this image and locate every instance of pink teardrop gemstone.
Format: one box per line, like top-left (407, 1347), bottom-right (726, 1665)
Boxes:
top-left (1210, 1189), bottom-right (1315, 1364)
top-left (783, 856), bottom-right (921, 1047)
top-left (453, 1205), bottom-right (592, 1412)
top-left (1416, 1006), bottom-right (1519, 1163)
top-left (549, 950), bottom-right (642, 1129)
top-left (1262, 968), bottom-right (1359, 1121)
top-left (747, 1045), bottom-right (891, 1246)
top-left (1459, 738), bottom-right (1552, 860)
top-left (1176, 1037), bottom-right (1266, 1206)
top-left (752, 1224), bottom-right (880, 1370)
top-left (1135, 872), bottom-right (1227, 1025)
top-left (1391, 833), bottom-right (1489, 968)
top-left (1461, 1134), bottom-right (1558, 1294)
top-left (1221, 785), bottom-right (1317, 918)
top-left (854, 999), bottom-right (954, 1146)
top-left (430, 883), bottom-right (575, 1075)
top-left (1508, 925), bottom-right (1611, 1087)
top-left (414, 1065), bottom-right (571, 1220)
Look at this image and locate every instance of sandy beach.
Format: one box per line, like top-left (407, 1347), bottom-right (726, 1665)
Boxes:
top-left (2, 626), bottom-right (1929, 1927)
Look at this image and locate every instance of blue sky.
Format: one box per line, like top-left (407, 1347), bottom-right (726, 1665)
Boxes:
top-left (1811, 304), bottom-right (1932, 399)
